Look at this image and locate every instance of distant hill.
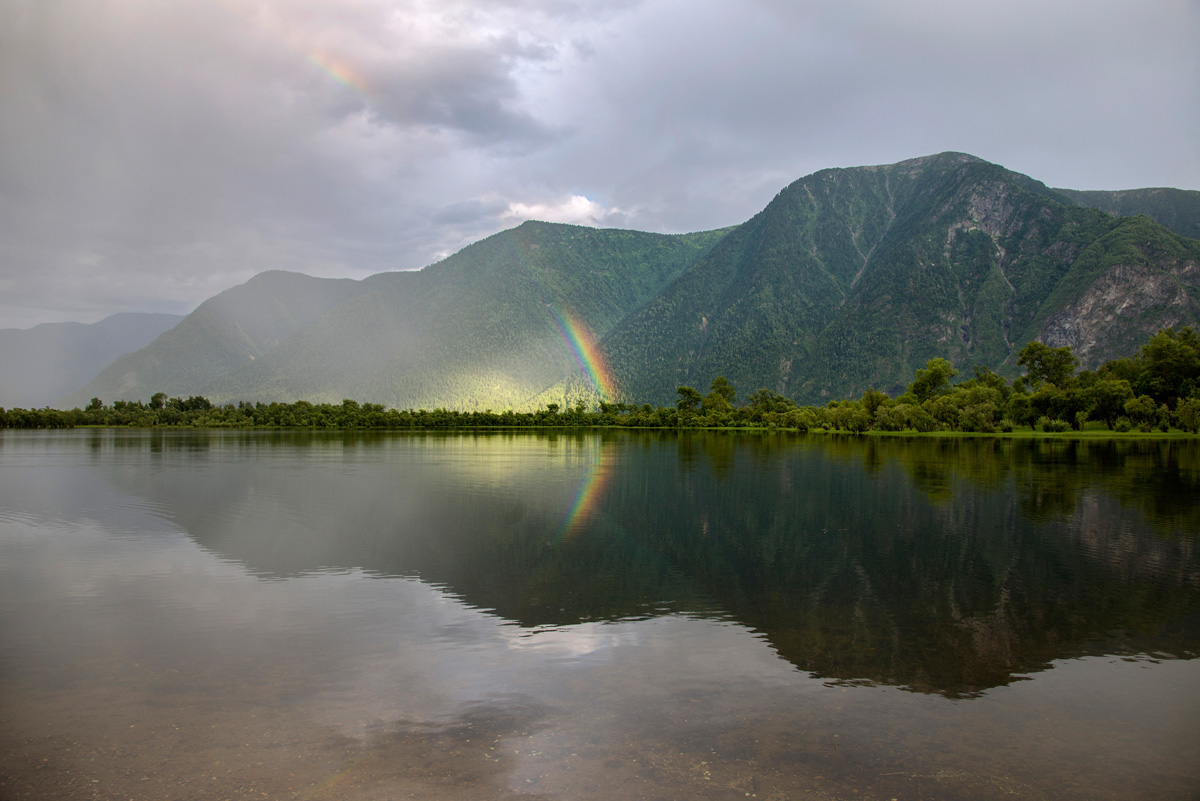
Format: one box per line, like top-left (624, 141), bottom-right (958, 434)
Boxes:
top-left (60, 271), bottom-right (372, 409)
top-left (0, 313), bottom-right (182, 408)
top-left (1055, 187), bottom-right (1200, 240)
top-left (60, 153), bottom-right (1200, 410)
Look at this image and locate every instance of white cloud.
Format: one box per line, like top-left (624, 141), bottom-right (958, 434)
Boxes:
top-left (502, 194), bottom-right (624, 226)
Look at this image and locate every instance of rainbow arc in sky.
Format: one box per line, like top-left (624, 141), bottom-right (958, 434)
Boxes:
top-left (547, 308), bottom-right (616, 400)
top-left (306, 48), bottom-right (371, 95)
top-left (219, 1), bottom-right (373, 98)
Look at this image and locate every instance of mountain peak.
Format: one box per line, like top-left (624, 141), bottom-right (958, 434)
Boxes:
top-left (892, 151), bottom-right (985, 168)
top-left (56, 154), bottom-right (1200, 411)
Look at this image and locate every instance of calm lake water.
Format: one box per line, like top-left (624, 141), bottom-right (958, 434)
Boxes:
top-left (1, 429), bottom-right (1197, 801)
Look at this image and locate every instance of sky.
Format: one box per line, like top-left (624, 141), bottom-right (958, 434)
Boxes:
top-left (2, 0), bottom-right (1198, 330)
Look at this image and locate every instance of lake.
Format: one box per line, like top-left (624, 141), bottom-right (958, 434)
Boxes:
top-left (0, 429), bottom-right (1197, 800)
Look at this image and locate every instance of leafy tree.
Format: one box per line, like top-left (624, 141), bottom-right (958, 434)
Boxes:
top-left (967, 365), bottom-right (1012, 402)
top-left (1017, 342), bottom-right (1078, 389)
top-left (959, 402), bottom-right (999, 433)
top-left (1124, 395), bottom-right (1157, 431)
top-left (1175, 397), bottom-right (1200, 433)
top-left (906, 405), bottom-right (940, 432)
top-left (1098, 356), bottom-right (1141, 386)
top-left (923, 395), bottom-right (959, 429)
top-left (676, 385), bottom-right (702, 413)
top-left (828, 400), bottom-right (871, 433)
top-left (909, 358), bottom-right (957, 401)
top-left (747, 388), bottom-right (795, 412)
top-left (709, 376), bottom-right (736, 405)
top-left (1087, 379), bottom-right (1135, 429)
top-left (786, 408), bottom-right (820, 432)
top-left (702, 377), bottom-right (736, 413)
top-left (873, 405), bottom-right (906, 431)
top-left (1139, 327), bottom-right (1200, 406)
top-left (859, 388), bottom-right (889, 420)
top-left (1005, 393), bottom-right (1035, 427)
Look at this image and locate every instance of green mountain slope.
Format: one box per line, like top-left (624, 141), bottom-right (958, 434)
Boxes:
top-left (1055, 187), bottom-right (1200, 240)
top-left (602, 155), bottom-right (948, 402)
top-left (61, 271), bottom-right (371, 408)
top-left (208, 222), bottom-right (728, 409)
top-left (601, 153), bottom-right (1200, 404)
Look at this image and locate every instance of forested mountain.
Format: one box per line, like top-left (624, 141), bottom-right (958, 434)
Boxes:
top-left (600, 153), bottom-right (1200, 404)
top-left (0, 313), bottom-right (182, 408)
top-left (1056, 186), bottom-right (1200, 240)
top-left (65, 225), bottom-right (727, 410)
top-left (56, 153), bottom-right (1200, 411)
top-left (208, 223), bottom-right (727, 409)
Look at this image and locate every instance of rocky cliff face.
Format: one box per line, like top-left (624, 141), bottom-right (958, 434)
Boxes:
top-left (1041, 256), bottom-right (1200, 366)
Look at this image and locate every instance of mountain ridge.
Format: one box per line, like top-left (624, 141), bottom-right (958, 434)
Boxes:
top-left (59, 153), bottom-right (1200, 410)
top-left (597, 154), bottom-right (1200, 404)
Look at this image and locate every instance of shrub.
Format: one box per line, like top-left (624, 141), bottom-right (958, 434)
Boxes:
top-left (873, 405), bottom-right (906, 432)
top-left (1039, 416), bottom-right (1071, 433)
top-left (907, 406), bottom-right (940, 432)
top-left (1175, 397), bottom-right (1200, 433)
top-left (787, 408), bottom-right (820, 432)
top-left (959, 402), bottom-right (998, 433)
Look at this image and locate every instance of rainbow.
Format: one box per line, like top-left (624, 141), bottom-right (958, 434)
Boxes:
top-left (213, 1), bottom-right (374, 98)
top-left (547, 308), bottom-right (616, 400)
top-left (306, 48), bottom-right (371, 95)
top-left (554, 445), bottom-right (614, 540)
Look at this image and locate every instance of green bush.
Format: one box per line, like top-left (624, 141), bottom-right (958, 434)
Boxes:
top-left (1175, 397), bottom-right (1200, 433)
top-left (872, 405), bottom-right (906, 431)
top-left (959, 402), bottom-right (998, 433)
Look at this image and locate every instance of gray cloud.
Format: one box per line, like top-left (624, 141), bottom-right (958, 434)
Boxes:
top-left (1, 0), bottom-right (1197, 328)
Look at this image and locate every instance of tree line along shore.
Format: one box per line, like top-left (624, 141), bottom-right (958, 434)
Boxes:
top-left (4, 328), bottom-right (1200, 435)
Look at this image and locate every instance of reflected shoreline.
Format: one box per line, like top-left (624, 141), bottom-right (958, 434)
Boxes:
top-left (6, 428), bottom-right (1196, 698)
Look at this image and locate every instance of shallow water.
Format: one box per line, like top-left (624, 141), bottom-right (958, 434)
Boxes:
top-left (1, 429), bottom-right (1197, 800)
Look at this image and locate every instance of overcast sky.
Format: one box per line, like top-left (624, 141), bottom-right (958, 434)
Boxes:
top-left (2, 0), bottom-right (1198, 329)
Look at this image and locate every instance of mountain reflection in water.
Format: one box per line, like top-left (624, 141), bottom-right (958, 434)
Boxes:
top-left (88, 429), bottom-right (1200, 699)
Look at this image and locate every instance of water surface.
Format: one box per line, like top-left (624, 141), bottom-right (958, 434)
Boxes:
top-left (1, 429), bottom-right (1197, 800)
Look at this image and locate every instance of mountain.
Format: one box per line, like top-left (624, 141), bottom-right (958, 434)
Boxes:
top-left (0, 313), bottom-right (182, 408)
top-left (66, 225), bottom-right (726, 410)
top-left (1056, 186), bottom-right (1200, 240)
top-left (600, 153), bottom-right (1200, 403)
top-left (61, 153), bottom-right (1200, 410)
top-left (59, 271), bottom-right (373, 409)
top-left (209, 223), bottom-right (727, 409)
